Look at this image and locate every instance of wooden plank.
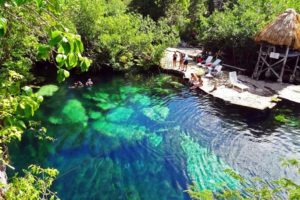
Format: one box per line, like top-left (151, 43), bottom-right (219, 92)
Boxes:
top-left (222, 64), bottom-right (246, 72)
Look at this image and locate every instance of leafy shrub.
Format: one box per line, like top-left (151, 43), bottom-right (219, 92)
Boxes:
top-left (65, 0), bottom-right (179, 71)
top-left (4, 165), bottom-right (59, 200)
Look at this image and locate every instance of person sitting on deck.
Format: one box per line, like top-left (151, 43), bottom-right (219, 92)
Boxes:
top-left (196, 54), bottom-right (203, 64)
top-left (190, 73), bottom-right (203, 89)
top-left (172, 51), bottom-right (178, 68)
top-left (86, 78), bottom-right (93, 87)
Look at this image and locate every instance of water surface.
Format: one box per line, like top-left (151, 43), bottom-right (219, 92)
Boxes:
top-left (9, 73), bottom-right (300, 199)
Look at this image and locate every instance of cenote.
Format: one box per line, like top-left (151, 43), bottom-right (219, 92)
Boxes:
top-left (8, 73), bottom-right (300, 199)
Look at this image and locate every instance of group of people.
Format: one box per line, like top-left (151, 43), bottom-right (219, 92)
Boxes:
top-left (171, 49), bottom-right (222, 90)
top-left (172, 49), bottom-right (215, 71)
top-left (172, 51), bottom-right (189, 71)
top-left (70, 78), bottom-right (93, 88)
top-left (172, 51), bottom-right (204, 89)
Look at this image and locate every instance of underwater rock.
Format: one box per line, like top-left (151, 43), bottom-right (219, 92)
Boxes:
top-left (154, 75), bottom-right (173, 86)
top-left (48, 116), bottom-right (63, 125)
top-left (106, 107), bottom-right (134, 123)
top-left (92, 120), bottom-right (145, 141)
top-left (88, 111), bottom-right (104, 120)
top-left (55, 157), bottom-right (124, 199)
top-left (84, 91), bottom-right (110, 102)
top-left (148, 133), bottom-right (163, 147)
top-left (153, 88), bottom-right (173, 95)
top-left (62, 99), bottom-right (88, 127)
top-left (143, 105), bottom-right (169, 122)
top-left (46, 99), bottom-right (88, 127)
top-left (170, 81), bottom-right (184, 89)
top-left (119, 86), bottom-right (141, 94)
top-left (82, 93), bottom-right (93, 100)
top-left (129, 94), bottom-right (151, 106)
top-left (96, 102), bottom-right (118, 110)
top-left (37, 84), bottom-right (59, 97)
top-left (180, 134), bottom-right (240, 191)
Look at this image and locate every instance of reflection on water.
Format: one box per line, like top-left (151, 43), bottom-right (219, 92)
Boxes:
top-left (8, 73), bottom-right (300, 199)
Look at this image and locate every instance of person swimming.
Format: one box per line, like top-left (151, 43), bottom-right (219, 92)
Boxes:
top-left (69, 81), bottom-right (84, 88)
top-left (77, 81), bottom-right (84, 88)
top-left (85, 78), bottom-right (93, 87)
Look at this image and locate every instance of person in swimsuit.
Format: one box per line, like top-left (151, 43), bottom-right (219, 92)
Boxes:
top-left (190, 73), bottom-right (203, 89)
top-left (86, 78), bottom-right (93, 87)
top-left (172, 52), bottom-right (178, 68)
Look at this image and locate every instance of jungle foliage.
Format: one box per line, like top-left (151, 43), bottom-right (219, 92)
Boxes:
top-left (65, 0), bottom-right (179, 71)
top-left (187, 0), bottom-right (300, 68)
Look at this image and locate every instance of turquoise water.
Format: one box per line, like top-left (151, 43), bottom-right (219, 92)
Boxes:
top-left (8, 73), bottom-right (300, 199)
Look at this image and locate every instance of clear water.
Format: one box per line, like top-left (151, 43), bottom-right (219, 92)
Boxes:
top-left (8, 73), bottom-right (300, 199)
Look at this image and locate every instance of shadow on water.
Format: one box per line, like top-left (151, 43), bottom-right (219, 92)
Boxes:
top-left (8, 73), bottom-right (300, 199)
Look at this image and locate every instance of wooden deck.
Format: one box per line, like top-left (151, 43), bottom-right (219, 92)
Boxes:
top-left (160, 47), bottom-right (300, 110)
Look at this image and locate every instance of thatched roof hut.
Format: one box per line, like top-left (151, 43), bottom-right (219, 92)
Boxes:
top-left (255, 9), bottom-right (300, 50)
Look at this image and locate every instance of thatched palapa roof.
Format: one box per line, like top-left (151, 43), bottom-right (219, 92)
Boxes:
top-left (255, 9), bottom-right (300, 50)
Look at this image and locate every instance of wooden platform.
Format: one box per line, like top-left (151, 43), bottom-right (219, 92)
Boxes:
top-left (160, 47), bottom-right (300, 110)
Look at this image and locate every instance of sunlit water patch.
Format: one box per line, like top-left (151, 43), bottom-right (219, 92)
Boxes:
top-left (8, 73), bottom-right (300, 199)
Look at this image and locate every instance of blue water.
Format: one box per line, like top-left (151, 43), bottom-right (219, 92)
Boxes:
top-left (8, 73), bottom-right (300, 199)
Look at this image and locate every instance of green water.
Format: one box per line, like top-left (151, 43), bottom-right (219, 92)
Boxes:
top-left (8, 73), bottom-right (300, 199)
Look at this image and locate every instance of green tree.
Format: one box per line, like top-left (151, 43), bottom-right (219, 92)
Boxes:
top-left (185, 0), bottom-right (300, 68)
top-left (65, 0), bottom-right (179, 71)
top-left (5, 165), bottom-right (59, 200)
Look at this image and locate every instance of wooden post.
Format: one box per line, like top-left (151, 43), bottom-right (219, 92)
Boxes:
top-left (278, 46), bottom-right (289, 82)
top-left (252, 44), bottom-right (263, 79)
top-left (290, 55), bottom-right (300, 82)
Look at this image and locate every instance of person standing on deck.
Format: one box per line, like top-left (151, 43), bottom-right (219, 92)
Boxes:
top-left (183, 54), bottom-right (189, 72)
top-left (172, 51), bottom-right (178, 68)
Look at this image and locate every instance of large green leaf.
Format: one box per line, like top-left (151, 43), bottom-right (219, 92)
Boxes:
top-left (49, 31), bottom-right (63, 46)
top-left (0, 17), bottom-right (7, 37)
top-left (37, 45), bottom-right (51, 60)
top-left (61, 38), bottom-right (71, 54)
top-left (79, 57), bottom-right (92, 72)
top-left (55, 54), bottom-right (67, 66)
top-left (57, 69), bottom-right (69, 82)
top-left (75, 38), bottom-right (84, 53)
top-left (67, 53), bottom-right (78, 69)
